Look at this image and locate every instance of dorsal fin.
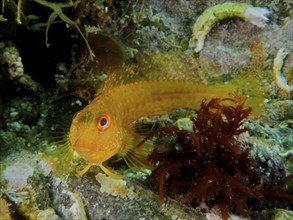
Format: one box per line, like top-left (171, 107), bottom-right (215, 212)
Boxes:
top-left (100, 51), bottom-right (221, 93)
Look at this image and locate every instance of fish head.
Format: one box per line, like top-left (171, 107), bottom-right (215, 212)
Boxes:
top-left (69, 101), bottom-right (123, 164)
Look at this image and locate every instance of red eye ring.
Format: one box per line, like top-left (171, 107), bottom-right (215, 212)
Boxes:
top-left (97, 114), bottom-right (111, 131)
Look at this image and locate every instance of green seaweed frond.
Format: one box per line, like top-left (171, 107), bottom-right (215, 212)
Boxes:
top-left (1, 0), bottom-right (6, 13)
top-left (1, 0), bottom-right (8, 21)
top-left (1, 0), bottom-right (4, 13)
top-left (0, 14), bottom-right (6, 21)
top-left (1, 0), bottom-right (25, 24)
top-left (17, 0), bottom-right (22, 24)
top-left (33, 0), bottom-right (95, 60)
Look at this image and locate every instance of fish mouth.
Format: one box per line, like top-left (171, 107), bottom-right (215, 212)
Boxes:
top-left (68, 128), bottom-right (102, 163)
top-left (74, 147), bottom-right (105, 163)
top-left (75, 148), bottom-right (94, 156)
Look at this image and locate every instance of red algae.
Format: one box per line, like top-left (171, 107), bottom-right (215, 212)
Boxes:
top-left (144, 95), bottom-right (292, 220)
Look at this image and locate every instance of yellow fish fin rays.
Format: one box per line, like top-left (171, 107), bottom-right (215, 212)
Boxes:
top-left (76, 163), bottom-right (93, 176)
top-left (76, 162), bottom-right (124, 179)
top-left (101, 51), bottom-right (221, 93)
top-left (99, 163), bottom-right (124, 179)
top-left (123, 147), bottom-right (154, 172)
top-left (39, 138), bottom-right (74, 175)
top-left (120, 131), bottom-right (154, 173)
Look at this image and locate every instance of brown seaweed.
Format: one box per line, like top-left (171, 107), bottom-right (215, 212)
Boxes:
top-left (138, 95), bottom-right (292, 219)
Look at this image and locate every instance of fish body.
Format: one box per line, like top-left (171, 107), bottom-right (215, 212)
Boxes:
top-left (70, 80), bottom-right (219, 162)
top-left (68, 59), bottom-right (263, 178)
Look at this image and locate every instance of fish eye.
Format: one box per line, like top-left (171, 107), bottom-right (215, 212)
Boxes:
top-left (97, 114), bottom-right (111, 131)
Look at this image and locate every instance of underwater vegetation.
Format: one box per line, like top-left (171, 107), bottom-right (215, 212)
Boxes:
top-left (143, 95), bottom-right (293, 219)
top-left (0, 0), bottom-right (292, 219)
top-left (1, 0), bottom-right (95, 59)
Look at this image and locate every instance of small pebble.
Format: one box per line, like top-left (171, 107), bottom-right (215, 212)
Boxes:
top-left (10, 111), bottom-right (18, 117)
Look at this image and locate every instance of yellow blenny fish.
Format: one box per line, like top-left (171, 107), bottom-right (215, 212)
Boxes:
top-left (43, 52), bottom-right (264, 179)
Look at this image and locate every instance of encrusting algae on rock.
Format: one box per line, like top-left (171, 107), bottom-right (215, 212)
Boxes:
top-left (41, 50), bottom-right (265, 179)
top-left (96, 173), bottom-right (138, 199)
